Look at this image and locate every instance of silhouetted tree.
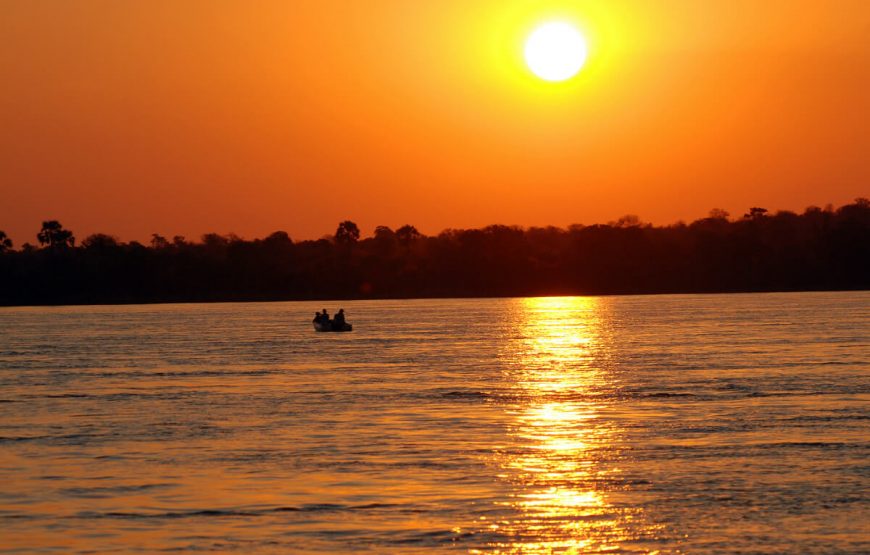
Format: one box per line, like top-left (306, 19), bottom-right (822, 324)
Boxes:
top-left (745, 207), bottom-right (768, 219)
top-left (396, 224), bottom-right (422, 243)
top-left (37, 220), bottom-right (75, 249)
top-left (335, 221), bottom-right (360, 244)
top-left (611, 214), bottom-right (645, 228)
top-left (81, 233), bottom-right (120, 250)
top-left (0, 231), bottom-right (12, 253)
top-left (151, 234), bottom-right (170, 249)
top-left (369, 226), bottom-right (398, 262)
top-left (708, 208), bottom-right (730, 220)
top-left (373, 226), bottom-right (394, 240)
top-left (264, 231), bottom-right (292, 246)
top-left (202, 233), bottom-right (230, 249)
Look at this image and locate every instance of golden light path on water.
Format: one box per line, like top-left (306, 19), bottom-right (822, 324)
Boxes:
top-left (484, 297), bottom-right (648, 553)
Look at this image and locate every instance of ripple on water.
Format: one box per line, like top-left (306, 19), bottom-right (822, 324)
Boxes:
top-left (0, 293), bottom-right (867, 553)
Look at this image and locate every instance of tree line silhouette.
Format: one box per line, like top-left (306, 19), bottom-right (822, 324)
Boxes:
top-left (0, 199), bottom-right (867, 305)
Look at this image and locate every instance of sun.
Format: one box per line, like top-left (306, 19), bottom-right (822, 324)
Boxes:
top-left (524, 22), bottom-right (588, 82)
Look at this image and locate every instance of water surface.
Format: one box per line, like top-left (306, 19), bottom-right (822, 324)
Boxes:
top-left (1, 292), bottom-right (868, 553)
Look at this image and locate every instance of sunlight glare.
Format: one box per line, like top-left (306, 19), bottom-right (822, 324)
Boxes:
top-left (524, 22), bottom-right (588, 82)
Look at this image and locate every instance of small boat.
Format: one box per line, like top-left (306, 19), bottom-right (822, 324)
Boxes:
top-left (313, 321), bottom-right (353, 332)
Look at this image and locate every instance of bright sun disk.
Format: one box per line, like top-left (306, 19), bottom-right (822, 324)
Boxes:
top-left (524, 22), bottom-right (588, 82)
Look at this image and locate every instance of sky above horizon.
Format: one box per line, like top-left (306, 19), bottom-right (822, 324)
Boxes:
top-left (1, 0), bottom-right (868, 245)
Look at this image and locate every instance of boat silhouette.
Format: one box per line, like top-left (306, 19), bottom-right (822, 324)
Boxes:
top-left (313, 320), bottom-right (353, 332)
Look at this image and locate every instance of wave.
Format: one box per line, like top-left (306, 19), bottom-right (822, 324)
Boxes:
top-left (71, 502), bottom-right (405, 520)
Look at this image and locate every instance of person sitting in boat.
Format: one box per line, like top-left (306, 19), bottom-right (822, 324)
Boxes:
top-left (313, 311), bottom-right (322, 324)
top-left (333, 309), bottom-right (346, 328)
top-left (320, 309), bottom-right (330, 325)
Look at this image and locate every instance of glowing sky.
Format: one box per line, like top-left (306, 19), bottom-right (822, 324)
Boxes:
top-left (1, 0), bottom-right (868, 244)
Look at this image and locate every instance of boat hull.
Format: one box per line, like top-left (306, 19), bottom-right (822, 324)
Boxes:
top-left (313, 322), bottom-right (352, 332)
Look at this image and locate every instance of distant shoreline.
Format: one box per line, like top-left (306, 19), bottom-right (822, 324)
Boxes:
top-left (1, 287), bottom-right (867, 309)
top-left (2, 200), bottom-right (868, 307)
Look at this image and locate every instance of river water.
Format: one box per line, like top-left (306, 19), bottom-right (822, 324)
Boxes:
top-left (0, 292), bottom-right (868, 553)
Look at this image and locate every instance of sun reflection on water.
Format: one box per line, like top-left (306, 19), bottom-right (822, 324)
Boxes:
top-left (488, 296), bottom-right (642, 553)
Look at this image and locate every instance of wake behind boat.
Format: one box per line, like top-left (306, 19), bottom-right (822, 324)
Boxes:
top-left (312, 308), bottom-right (352, 332)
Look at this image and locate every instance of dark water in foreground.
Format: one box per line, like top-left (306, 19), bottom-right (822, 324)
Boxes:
top-left (0, 292), bottom-right (868, 554)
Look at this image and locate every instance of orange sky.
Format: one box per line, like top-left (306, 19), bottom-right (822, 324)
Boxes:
top-left (1, 0), bottom-right (868, 245)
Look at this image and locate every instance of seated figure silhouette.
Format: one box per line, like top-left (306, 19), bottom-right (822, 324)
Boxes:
top-left (333, 309), bottom-right (345, 327)
top-left (312, 308), bottom-right (352, 332)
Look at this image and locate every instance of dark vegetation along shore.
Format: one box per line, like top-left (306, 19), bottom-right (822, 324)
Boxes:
top-left (0, 200), bottom-right (868, 306)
